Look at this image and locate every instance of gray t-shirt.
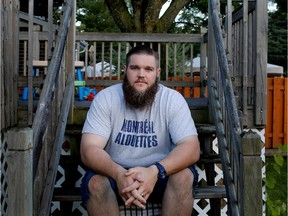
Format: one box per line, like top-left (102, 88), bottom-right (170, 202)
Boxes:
top-left (82, 84), bottom-right (197, 168)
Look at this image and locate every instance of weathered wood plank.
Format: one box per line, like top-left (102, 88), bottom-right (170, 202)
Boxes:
top-left (0, 1), bottom-right (3, 130)
top-left (47, 0), bottom-right (53, 62)
top-left (19, 31), bottom-right (54, 40)
top-left (39, 74), bottom-right (74, 216)
top-left (66, 2), bottom-right (77, 125)
top-left (242, 130), bottom-right (263, 215)
top-left (255, 0), bottom-right (267, 125)
top-left (52, 185), bottom-right (226, 202)
top-left (7, 128), bottom-right (33, 216)
top-left (232, 2), bottom-right (256, 24)
top-left (27, 0), bottom-right (34, 125)
top-left (18, 76), bottom-right (44, 87)
top-left (32, 60), bottom-right (84, 67)
top-left (194, 186), bottom-right (226, 199)
top-left (242, 0), bottom-right (248, 126)
top-left (3, 0), bottom-right (19, 129)
top-left (32, 0), bottom-right (74, 179)
top-left (200, 28), bottom-right (207, 98)
top-left (76, 32), bottom-right (202, 43)
top-left (11, 0), bottom-right (19, 127)
top-left (0, 1), bottom-right (6, 131)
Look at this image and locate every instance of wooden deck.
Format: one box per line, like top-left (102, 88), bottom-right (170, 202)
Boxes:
top-left (0, 0), bottom-right (268, 215)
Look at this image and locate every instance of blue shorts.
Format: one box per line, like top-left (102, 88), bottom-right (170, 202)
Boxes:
top-left (81, 165), bottom-right (198, 209)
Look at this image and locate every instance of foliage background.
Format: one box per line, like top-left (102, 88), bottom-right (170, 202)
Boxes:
top-left (266, 145), bottom-right (287, 216)
top-left (267, 0), bottom-right (287, 77)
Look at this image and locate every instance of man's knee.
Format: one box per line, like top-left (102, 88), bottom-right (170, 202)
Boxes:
top-left (168, 168), bottom-right (194, 191)
top-left (88, 175), bottom-right (110, 198)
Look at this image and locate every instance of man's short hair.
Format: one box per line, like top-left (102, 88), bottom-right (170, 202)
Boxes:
top-left (126, 45), bottom-right (160, 68)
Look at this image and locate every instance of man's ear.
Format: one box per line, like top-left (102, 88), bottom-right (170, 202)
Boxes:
top-left (157, 68), bottom-right (161, 77)
top-left (123, 65), bottom-right (127, 74)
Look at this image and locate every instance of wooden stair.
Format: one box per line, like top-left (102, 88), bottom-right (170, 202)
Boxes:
top-left (50, 123), bottom-right (227, 215)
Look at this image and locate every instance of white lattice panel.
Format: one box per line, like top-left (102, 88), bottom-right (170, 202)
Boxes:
top-left (1, 132), bottom-right (8, 216)
top-left (193, 199), bottom-right (212, 215)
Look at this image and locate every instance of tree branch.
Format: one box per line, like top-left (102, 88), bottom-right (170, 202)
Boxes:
top-left (131, 0), bottom-right (143, 32)
top-left (156, 0), bottom-right (189, 32)
top-left (143, 0), bottom-right (163, 32)
top-left (104, 0), bottom-right (134, 32)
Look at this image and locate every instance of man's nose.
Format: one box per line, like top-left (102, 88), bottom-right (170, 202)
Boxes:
top-left (137, 69), bottom-right (145, 77)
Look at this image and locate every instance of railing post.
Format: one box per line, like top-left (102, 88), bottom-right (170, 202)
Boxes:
top-left (255, 0), bottom-right (268, 126)
top-left (67, 0), bottom-right (76, 124)
top-left (241, 130), bottom-right (263, 215)
top-left (7, 127), bottom-right (33, 216)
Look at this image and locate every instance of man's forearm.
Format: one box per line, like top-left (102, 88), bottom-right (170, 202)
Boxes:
top-left (81, 145), bottom-right (125, 179)
top-left (159, 137), bottom-right (200, 176)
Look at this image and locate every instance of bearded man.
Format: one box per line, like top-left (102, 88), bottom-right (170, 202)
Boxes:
top-left (80, 45), bottom-right (200, 216)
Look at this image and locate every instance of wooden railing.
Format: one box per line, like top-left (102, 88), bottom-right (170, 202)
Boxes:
top-left (32, 0), bottom-right (74, 178)
top-left (18, 34), bottom-right (209, 118)
top-left (1, 0), bottom-right (19, 131)
top-left (231, 2), bottom-right (267, 214)
top-left (207, 0), bottom-right (267, 215)
top-left (208, 0), bottom-right (241, 215)
top-left (74, 32), bottom-right (207, 93)
top-left (29, 1), bottom-right (76, 215)
top-left (230, 1), bottom-right (267, 128)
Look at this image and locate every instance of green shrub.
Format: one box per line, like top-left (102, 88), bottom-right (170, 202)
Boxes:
top-left (266, 144), bottom-right (287, 216)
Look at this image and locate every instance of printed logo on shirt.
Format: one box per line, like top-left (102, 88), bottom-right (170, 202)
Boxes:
top-left (114, 119), bottom-right (158, 148)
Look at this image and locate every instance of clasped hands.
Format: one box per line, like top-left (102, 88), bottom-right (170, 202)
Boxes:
top-left (117, 166), bottom-right (158, 209)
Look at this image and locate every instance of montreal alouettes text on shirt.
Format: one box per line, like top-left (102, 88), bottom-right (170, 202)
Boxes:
top-left (114, 119), bottom-right (158, 148)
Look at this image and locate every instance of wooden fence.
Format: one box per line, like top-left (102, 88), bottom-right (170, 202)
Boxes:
top-left (265, 77), bottom-right (288, 148)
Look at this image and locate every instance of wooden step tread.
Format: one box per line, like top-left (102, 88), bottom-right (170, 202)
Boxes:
top-left (52, 185), bottom-right (226, 202)
top-left (196, 124), bottom-right (216, 134)
top-left (194, 185), bottom-right (226, 199)
top-left (198, 153), bottom-right (221, 164)
top-left (53, 188), bottom-right (81, 201)
top-left (185, 97), bottom-right (208, 109)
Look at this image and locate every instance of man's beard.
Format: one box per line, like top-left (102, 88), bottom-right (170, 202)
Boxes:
top-left (122, 75), bottom-right (158, 109)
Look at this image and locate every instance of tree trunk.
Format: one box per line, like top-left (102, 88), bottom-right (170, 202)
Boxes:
top-left (104, 0), bottom-right (189, 33)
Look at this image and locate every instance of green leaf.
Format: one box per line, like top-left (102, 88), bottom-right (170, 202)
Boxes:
top-left (266, 176), bottom-right (276, 189)
top-left (274, 154), bottom-right (284, 167)
top-left (273, 162), bottom-right (281, 174)
top-left (278, 144), bottom-right (288, 153)
top-left (272, 209), bottom-right (278, 216)
top-left (280, 202), bottom-right (287, 212)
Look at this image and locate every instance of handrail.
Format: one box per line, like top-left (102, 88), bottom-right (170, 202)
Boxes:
top-left (208, 0), bottom-right (243, 215)
top-left (209, 79), bottom-right (240, 215)
top-left (32, 0), bottom-right (74, 180)
top-left (38, 73), bottom-right (74, 216)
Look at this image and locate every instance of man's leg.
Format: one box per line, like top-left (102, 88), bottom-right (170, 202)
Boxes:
top-left (161, 168), bottom-right (194, 216)
top-left (87, 175), bottom-right (120, 216)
